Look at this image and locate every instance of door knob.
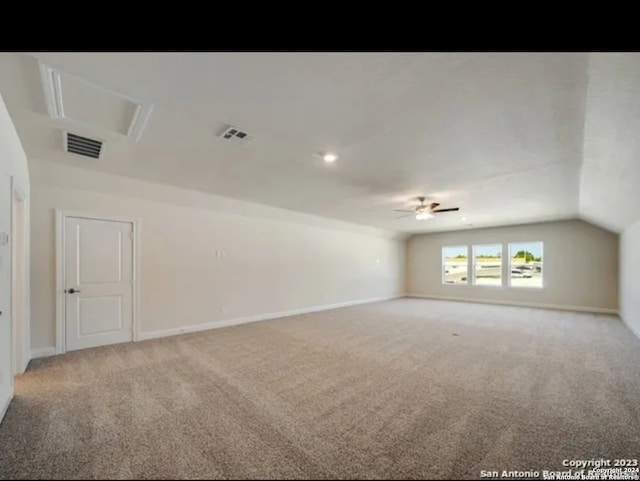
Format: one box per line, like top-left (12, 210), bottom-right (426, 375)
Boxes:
top-left (66, 288), bottom-right (81, 294)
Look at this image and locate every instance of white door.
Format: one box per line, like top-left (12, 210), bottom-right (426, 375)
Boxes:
top-left (64, 216), bottom-right (134, 352)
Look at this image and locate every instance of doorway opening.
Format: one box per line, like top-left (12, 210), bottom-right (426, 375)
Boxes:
top-left (11, 180), bottom-right (27, 374)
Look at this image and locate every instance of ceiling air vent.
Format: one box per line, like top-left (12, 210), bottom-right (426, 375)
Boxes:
top-left (64, 132), bottom-right (104, 159)
top-left (218, 125), bottom-right (255, 145)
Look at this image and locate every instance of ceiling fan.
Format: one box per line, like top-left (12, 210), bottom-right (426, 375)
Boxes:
top-left (394, 196), bottom-right (460, 220)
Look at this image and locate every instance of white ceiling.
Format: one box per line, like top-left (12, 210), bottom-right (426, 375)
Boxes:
top-left (580, 53), bottom-right (640, 233)
top-left (0, 52), bottom-right (637, 234)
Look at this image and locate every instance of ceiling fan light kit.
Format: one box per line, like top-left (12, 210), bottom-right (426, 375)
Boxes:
top-left (415, 211), bottom-right (434, 220)
top-left (393, 196), bottom-right (460, 221)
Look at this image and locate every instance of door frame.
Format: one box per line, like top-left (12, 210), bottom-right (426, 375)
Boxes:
top-left (11, 177), bottom-right (28, 374)
top-left (55, 210), bottom-right (141, 354)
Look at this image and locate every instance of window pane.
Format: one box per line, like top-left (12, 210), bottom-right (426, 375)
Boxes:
top-left (442, 246), bottom-right (468, 284)
top-left (509, 242), bottom-right (543, 288)
top-left (473, 244), bottom-right (502, 286)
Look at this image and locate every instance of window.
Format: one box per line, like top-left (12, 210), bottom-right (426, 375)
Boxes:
top-left (442, 246), bottom-right (469, 284)
top-left (473, 244), bottom-right (502, 286)
top-left (509, 242), bottom-right (543, 288)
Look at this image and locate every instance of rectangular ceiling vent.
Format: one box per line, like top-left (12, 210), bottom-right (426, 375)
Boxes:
top-left (64, 132), bottom-right (105, 159)
top-left (218, 125), bottom-right (255, 145)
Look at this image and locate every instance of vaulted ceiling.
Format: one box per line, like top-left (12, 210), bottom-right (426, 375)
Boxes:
top-left (0, 52), bottom-right (638, 233)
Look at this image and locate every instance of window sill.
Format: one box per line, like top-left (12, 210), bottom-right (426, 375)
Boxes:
top-left (442, 283), bottom-right (546, 291)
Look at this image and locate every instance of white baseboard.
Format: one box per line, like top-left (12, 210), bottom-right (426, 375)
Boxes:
top-left (19, 353), bottom-right (30, 374)
top-left (405, 293), bottom-right (619, 315)
top-left (139, 295), bottom-right (402, 342)
top-left (621, 314), bottom-right (640, 341)
top-left (0, 388), bottom-right (13, 424)
top-left (31, 347), bottom-right (56, 359)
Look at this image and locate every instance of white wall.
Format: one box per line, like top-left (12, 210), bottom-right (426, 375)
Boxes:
top-left (620, 219), bottom-right (640, 338)
top-left (406, 219), bottom-right (618, 312)
top-left (29, 160), bottom-right (405, 351)
top-left (0, 92), bottom-right (30, 422)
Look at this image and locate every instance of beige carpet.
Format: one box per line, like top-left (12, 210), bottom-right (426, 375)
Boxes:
top-left (1, 298), bottom-right (639, 479)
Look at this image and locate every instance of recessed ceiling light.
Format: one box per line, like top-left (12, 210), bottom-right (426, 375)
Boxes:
top-left (323, 153), bottom-right (338, 163)
top-left (461, 217), bottom-right (467, 221)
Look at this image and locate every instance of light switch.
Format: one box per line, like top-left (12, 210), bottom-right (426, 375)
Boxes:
top-left (0, 232), bottom-right (8, 245)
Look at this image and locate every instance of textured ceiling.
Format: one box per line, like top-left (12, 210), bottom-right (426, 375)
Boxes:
top-left (580, 53), bottom-right (640, 233)
top-left (0, 52), bottom-right (636, 234)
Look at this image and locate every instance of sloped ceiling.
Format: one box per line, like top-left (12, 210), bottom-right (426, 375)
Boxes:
top-left (580, 53), bottom-right (640, 233)
top-left (0, 52), bottom-right (637, 234)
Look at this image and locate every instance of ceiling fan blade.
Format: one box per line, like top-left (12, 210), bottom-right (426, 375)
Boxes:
top-left (432, 207), bottom-right (460, 213)
top-left (430, 202), bottom-right (440, 209)
top-left (395, 214), bottom-right (415, 219)
top-left (393, 209), bottom-right (414, 213)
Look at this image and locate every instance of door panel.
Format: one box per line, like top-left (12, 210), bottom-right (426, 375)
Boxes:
top-left (78, 296), bottom-right (123, 335)
top-left (65, 217), bottom-right (133, 351)
top-left (78, 224), bottom-right (124, 284)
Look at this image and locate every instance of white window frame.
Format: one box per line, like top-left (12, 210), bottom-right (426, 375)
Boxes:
top-left (472, 243), bottom-right (503, 287)
top-left (507, 241), bottom-right (544, 289)
top-left (442, 245), bottom-right (469, 285)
